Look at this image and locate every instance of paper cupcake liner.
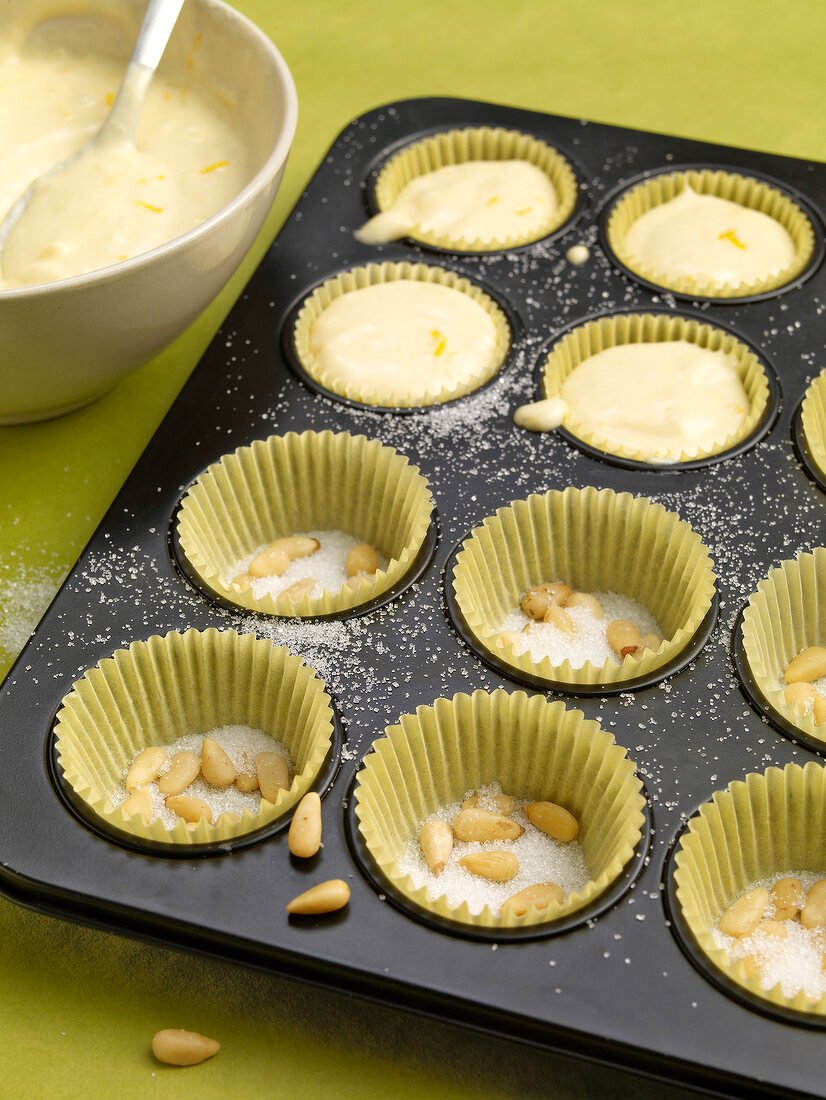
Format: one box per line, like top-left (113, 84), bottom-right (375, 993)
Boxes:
top-left (541, 312), bottom-right (771, 464)
top-left (53, 628), bottom-right (335, 846)
top-left (292, 261), bottom-right (511, 408)
top-left (673, 762), bottom-right (826, 1016)
top-left (800, 371), bottom-right (826, 482)
top-left (741, 550), bottom-right (826, 745)
top-left (371, 126), bottom-right (578, 251)
top-left (354, 689), bottom-right (646, 928)
top-left (451, 486), bottom-right (716, 688)
top-left (176, 430), bottom-right (434, 616)
top-left (605, 168), bottom-right (816, 299)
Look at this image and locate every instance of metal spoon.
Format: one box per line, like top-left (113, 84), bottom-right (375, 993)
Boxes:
top-left (0, 0), bottom-right (186, 259)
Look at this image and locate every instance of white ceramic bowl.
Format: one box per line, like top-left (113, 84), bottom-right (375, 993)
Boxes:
top-left (0, 0), bottom-right (298, 424)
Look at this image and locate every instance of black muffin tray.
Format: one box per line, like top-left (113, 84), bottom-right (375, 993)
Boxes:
top-left (2, 97), bottom-right (826, 1098)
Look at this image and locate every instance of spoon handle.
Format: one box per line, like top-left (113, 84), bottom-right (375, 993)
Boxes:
top-left (102, 0), bottom-right (186, 145)
top-left (131, 0), bottom-right (187, 71)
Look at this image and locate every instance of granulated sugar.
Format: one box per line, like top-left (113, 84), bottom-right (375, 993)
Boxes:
top-left (398, 784), bottom-right (591, 916)
top-left (712, 871), bottom-right (826, 1002)
top-left (498, 590), bottom-right (662, 668)
top-left (111, 724), bottom-right (291, 828)
top-left (227, 529), bottom-right (386, 601)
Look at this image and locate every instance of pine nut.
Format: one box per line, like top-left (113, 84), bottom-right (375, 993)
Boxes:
top-left (200, 737), bottom-right (236, 788)
top-left (125, 746), bottom-right (167, 791)
top-left (151, 1028), bottom-right (220, 1066)
top-left (157, 751), bottom-right (201, 796)
top-left (286, 878), bottom-right (350, 914)
top-left (564, 592), bottom-right (603, 618)
top-left (280, 577), bottom-right (316, 603)
top-left (771, 877), bottom-right (802, 920)
top-left (500, 881), bottom-right (563, 916)
top-left (526, 801), bottom-right (579, 842)
top-left (232, 573), bottom-right (251, 591)
top-left (497, 630), bottom-right (523, 649)
top-left (419, 819), bottom-right (453, 875)
top-left (256, 751), bottom-right (290, 802)
top-left (641, 633), bottom-right (661, 651)
top-left (784, 681), bottom-right (817, 716)
top-left (219, 812), bottom-right (241, 825)
top-left (248, 544), bottom-right (290, 578)
top-left (121, 787), bottom-right (153, 825)
top-left (270, 536), bottom-right (320, 561)
top-left (346, 543), bottom-right (379, 577)
top-left (288, 792), bottom-right (322, 858)
top-left (458, 851), bottom-right (519, 882)
top-left (784, 645), bottom-right (826, 683)
top-left (461, 792), bottom-right (515, 816)
top-left (165, 795), bottom-right (213, 824)
top-left (606, 619), bottom-right (641, 658)
top-left (718, 887), bottom-right (769, 937)
top-left (740, 954), bottom-right (762, 979)
top-left (543, 604), bottom-right (574, 635)
top-left (801, 880), bottom-right (826, 929)
top-left (452, 807), bottom-right (524, 843)
top-left (814, 697), bottom-right (826, 725)
top-left (235, 769), bottom-right (259, 793)
top-left (520, 583), bottom-right (572, 620)
top-left (756, 919), bottom-right (788, 938)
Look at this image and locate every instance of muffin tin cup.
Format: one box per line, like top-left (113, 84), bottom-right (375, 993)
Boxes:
top-left (289, 261), bottom-right (513, 408)
top-left (793, 370), bottom-right (826, 492)
top-left (175, 429), bottom-right (435, 617)
top-left (735, 550), bottom-right (826, 749)
top-left (448, 486), bottom-right (717, 692)
top-left (361, 125), bottom-right (580, 252)
top-left (665, 763), bottom-right (826, 1023)
top-left (536, 309), bottom-right (777, 468)
top-left (350, 689), bottom-right (648, 935)
top-left (52, 628), bottom-right (337, 850)
top-left (601, 165), bottom-right (822, 302)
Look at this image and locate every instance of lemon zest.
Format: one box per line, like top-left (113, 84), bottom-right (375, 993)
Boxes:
top-left (137, 201), bottom-right (163, 213)
top-left (486, 196), bottom-right (500, 206)
top-left (515, 207), bottom-right (534, 216)
top-left (200, 160), bottom-right (229, 174)
top-left (431, 330), bottom-right (446, 357)
top-left (719, 228), bottom-right (746, 249)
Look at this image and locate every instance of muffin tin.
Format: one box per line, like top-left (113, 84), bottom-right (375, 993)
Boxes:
top-left (1, 96), bottom-right (826, 1096)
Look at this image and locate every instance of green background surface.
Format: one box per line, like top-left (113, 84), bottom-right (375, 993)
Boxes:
top-left (0, 2), bottom-right (824, 1096)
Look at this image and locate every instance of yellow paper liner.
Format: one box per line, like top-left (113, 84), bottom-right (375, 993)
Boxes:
top-left (177, 429), bottom-right (434, 616)
top-left (54, 628), bottom-right (335, 846)
top-left (292, 261), bottom-right (511, 408)
top-left (354, 689), bottom-right (646, 928)
top-left (800, 370), bottom-right (826, 481)
top-left (741, 549), bottom-right (826, 744)
top-left (605, 168), bottom-right (815, 299)
top-left (452, 486), bottom-right (716, 688)
top-left (371, 126), bottom-right (578, 251)
top-left (540, 312), bottom-right (770, 464)
top-left (673, 763), bottom-right (826, 1016)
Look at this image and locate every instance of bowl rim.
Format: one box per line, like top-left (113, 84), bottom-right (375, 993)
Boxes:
top-left (0, 0), bottom-right (299, 299)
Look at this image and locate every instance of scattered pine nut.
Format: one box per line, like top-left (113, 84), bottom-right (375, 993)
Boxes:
top-left (784, 646), bottom-right (826, 683)
top-left (461, 792), bottom-right (515, 816)
top-left (784, 681), bottom-right (817, 717)
top-left (564, 592), bottom-right (603, 618)
top-left (121, 786), bottom-right (153, 825)
top-left (453, 807), bottom-right (524, 843)
top-left (151, 1028), bottom-right (220, 1066)
top-left (248, 544), bottom-right (290, 578)
top-left (525, 801), bottom-right (579, 842)
top-left (500, 881), bottom-right (563, 916)
top-left (256, 751), bottom-right (290, 802)
top-left (125, 746), bottom-right (167, 791)
top-left (200, 737), bottom-right (236, 787)
top-left (165, 794), bottom-right (213, 824)
top-left (419, 819), bottom-right (453, 875)
top-left (605, 619), bottom-right (641, 658)
top-left (157, 751), bottom-right (201, 797)
top-left (346, 542), bottom-right (379, 577)
top-left (287, 878), bottom-right (350, 914)
top-left (458, 851), bottom-right (519, 883)
top-left (288, 792), bottom-right (322, 858)
top-left (718, 887), bottom-right (769, 937)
